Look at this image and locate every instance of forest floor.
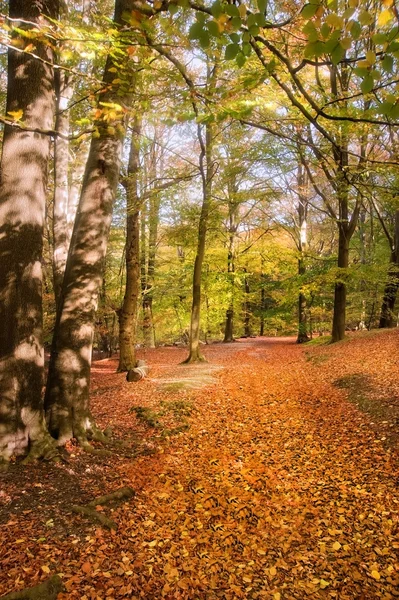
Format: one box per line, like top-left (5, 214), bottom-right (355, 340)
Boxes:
top-left (1, 330), bottom-right (399, 600)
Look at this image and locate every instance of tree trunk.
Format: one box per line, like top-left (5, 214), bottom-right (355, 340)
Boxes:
top-left (53, 71), bottom-right (74, 305)
top-left (184, 121), bottom-right (213, 363)
top-left (243, 270), bottom-right (252, 337)
top-left (223, 193), bottom-right (237, 343)
top-left (0, 0), bottom-right (59, 463)
top-left (296, 164), bottom-right (309, 344)
top-left (331, 223), bottom-right (349, 342)
top-left (379, 209), bottom-right (399, 328)
top-left (45, 0), bottom-right (134, 445)
top-left (118, 117), bottom-right (141, 372)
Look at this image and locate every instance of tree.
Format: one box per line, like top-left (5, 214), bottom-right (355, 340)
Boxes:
top-left (0, 0), bottom-right (59, 464)
top-left (44, 0), bottom-right (137, 446)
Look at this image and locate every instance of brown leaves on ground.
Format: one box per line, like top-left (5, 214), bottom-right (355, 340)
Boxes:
top-left (1, 331), bottom-right (399, 599)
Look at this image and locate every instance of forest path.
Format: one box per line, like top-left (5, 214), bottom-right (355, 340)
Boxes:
top-left (1, 334), bottom-right (399, 599)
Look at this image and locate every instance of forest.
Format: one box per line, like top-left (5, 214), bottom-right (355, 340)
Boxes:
top-left (0, 0), bottom-right (399, 598)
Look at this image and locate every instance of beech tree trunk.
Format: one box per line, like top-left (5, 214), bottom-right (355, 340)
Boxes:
top-left (297, 163), bottom-right (309, 344)
top-left (243, 269), bottom-right (252, 337)
top-left (184, 121), bottom-right (213, 363)
top-left (45, 0), bottom-right (134, 445)
top-left (0, 0), bottom-right (59, 463)
top-left (331, 222), bottom-right (349, 343)
top-left (53, 71), bottom-right (73, 305)
top-left (118, 118), bottom-right (142, 372)
top-left (223, 187), bottom-right (238, 343)
top-left (379, 209), bottom-right (399, 328)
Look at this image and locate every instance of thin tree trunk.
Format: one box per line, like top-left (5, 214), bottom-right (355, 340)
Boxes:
top-left (243, 269), bottom-right (252, 337)
top-left (297, 163), bottom-right (309, 343)
top-left (45, 0), bottom-right (134, 445)
top-left (379, 210), bottom-right (399, 328)
top-left (53, 71), bottom-right (73, 305)
top-left (331, 222), bottom-right (349, 342)
top-left (118, 117), bottom-right (141, 371)
top-left (0, 0), bottom-right (59, 463)
top-left (184, 121), bottom-right (213, 363)
top-left (223, 191), bottom-right (237, 343)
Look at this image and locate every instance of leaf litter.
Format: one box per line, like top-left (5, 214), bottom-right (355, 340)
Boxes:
top-left (0, 332), bottom-right (399, 599)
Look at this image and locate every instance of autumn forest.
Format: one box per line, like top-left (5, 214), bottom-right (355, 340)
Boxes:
top-left (0, 0), bottom-right (399, 598)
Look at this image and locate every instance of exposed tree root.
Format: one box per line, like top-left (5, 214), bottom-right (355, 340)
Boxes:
top-left (71, 486), bottom-right (135, 530)
top-left (22, 434), bottom-right (60, 465)
top-left (71, 505), bottom-right (117, 530)
top-left (180, 354), bottom-right (207, 365)
top-left (0, 575), bottom-right (63, 600)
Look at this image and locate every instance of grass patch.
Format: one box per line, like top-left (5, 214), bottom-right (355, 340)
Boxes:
top-left (305, 335), bottom-right (332, 347)
top-left (129, 399), bottom-right (195, 437)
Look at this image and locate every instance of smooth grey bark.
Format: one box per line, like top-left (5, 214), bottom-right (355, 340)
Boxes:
top-left (0, 0), bottom-right (59, 462)
top-left (118, 117), bottom-right (142, 372)
top-left (53, 70), bottom-right (74, 305)
top-left (223, 179), bottom-right (239, 343)
top-left (45, 0), bottom-right (134, 445)
top-left (184, 120), bottom-right (214, 363)
top-left (296, 162), bottom-right (309, 344)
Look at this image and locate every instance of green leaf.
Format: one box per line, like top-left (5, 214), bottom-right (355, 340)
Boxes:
top-left (343, 7), bottom-right (355, 19)
top-left (249, 25), bottom-right (260, 36)
top-left (236, 52), bottom-right (246, 67)
top-left (358, 10), bottom-right (373, 26)
top-left (350, 20), bottom-right (362, 40)
top-left (372, 32), bottom-right (387, 45)
top-left (242, 42), bottom-right (252, 56)
top-left (301, 3), bottom-right (320, 19)
top-left (302, 21), bottom-right (319, 42)
top-left (225, 43), bottom-right (240, 60)
top-left (257, 0), bottom-right (267, 13)
top-left (382, 54), bottom-right (394, 72)
top-left (226, 4), bottom-right (240, 17)
top-left (360, 74), bottom-right (374, 94)
top-left (188, 21), bottom-right (203, 40)
top-left (320, 23), bottom-right (331, 38)
top-left (331, 43), bottom-right (345, 64)
top-left (210, 1), bottom-right (222, 18)
top-left (247, 13), bottom-right (258, 28)
top-left (255, 12), bottom-right (266, 26)
top-left (168, 3), bottom-right (179, 15)
top-left (199, 31), bottom-right (210, 48)
top-left (207, 20), bottom-right (220, 37)
top-left (242, 31), bottom-right (250, 42)
top-left (229, 33), bottom-right (240, 43)
top-left (231, 17), bottom-right (242, 30)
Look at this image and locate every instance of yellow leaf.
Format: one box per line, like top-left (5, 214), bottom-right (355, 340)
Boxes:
top-left (378, 9), bottom-right (393, 26)
top-left (382, 0), bottom-right (393, 7)
top-left (319, 579), bottom-right (330, 589)
top-left (148, 539), bottom-right (157, 547)
top-left (41, 565), bottom-right (50, 574)
top-left (366, 50), bottom-right (376, 65)
top-left (7, 109), bottom-right (23, 121)
top-left (269, 566), bottom-right (277, 577)
top-left (273, 594), bottom-right (281, 600)
top-left (370, 570), bottom-right (381, 580)
top-left (332, 541), bottom-right (342, 551)
top-left (238, 4), bottom-right (246, 18)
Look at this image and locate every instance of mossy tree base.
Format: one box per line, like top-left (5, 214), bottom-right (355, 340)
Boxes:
top-left (71, 486), bottom-right (135, 530)
top-left (1, 575), bottom-right (63, 600)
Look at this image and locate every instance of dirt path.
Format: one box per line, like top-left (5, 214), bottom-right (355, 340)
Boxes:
top-left (1, 336), bottom-right (399, 599)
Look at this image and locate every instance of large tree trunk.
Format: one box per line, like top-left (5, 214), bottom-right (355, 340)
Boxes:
top-left (118, 117), bottom-right (142, 372)
top-left (52, 71), bottom-right (74, 305)
top-left (45, 0), bottom-right (134, 445)
top-left (331, 223), bottom-right (349, 342)
top-left (379, 209), bottom-right (399, 328)
top-left (0, 0), bottom-right (59, 463)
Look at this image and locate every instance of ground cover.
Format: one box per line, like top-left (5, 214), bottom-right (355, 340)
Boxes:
top-left (1, 332), bottom-right (399, 599)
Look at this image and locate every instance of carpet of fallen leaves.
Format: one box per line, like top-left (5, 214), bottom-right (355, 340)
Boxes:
top-left (1, 330), bottom-right (399, 600)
